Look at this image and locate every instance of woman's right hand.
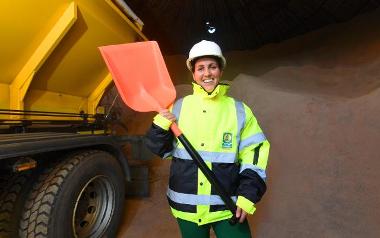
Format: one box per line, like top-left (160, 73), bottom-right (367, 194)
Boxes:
top-left (159, 109), bottom-right (176, 122)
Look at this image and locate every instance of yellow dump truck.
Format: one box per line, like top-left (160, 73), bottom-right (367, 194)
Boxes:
top-left (0, 1), bottom-right (148, 237)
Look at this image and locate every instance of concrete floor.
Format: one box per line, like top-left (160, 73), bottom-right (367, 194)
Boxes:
top-left (116, 159), bottom-right (179, 237)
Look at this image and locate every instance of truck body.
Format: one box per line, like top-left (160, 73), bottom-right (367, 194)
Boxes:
top-left (0, 1), bottom-right (148, 237)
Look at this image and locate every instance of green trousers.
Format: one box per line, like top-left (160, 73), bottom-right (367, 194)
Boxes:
top-left (177, 218), bottom-right (252, 238)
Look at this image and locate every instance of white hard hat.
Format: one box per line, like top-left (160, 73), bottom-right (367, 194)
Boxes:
top-left (186, 40), bottom-right (226, 71)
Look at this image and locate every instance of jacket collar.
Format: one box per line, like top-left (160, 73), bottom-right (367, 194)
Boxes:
top-left (192, 82), bottom-right (229, 99)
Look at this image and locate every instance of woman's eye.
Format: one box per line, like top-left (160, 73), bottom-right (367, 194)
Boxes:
top-left (208, 64), bottom-right (218, 70)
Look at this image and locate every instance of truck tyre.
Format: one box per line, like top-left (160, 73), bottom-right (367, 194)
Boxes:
top-left (0, 171), bottom-right (35, 238)
top-left (19, 150), bottom-right (125, 238)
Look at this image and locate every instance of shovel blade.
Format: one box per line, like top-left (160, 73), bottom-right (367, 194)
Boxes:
top-left (99, 41), bottom-right (176, 112)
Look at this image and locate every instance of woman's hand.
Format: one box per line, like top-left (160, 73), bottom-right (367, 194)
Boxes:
top-left (236, 207), bottom-right (248, 223)
top-left (159, 109), bottom-right (176, 122)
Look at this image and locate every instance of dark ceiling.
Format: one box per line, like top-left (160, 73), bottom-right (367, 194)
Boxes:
top-left (125, 0), bottom-right (380, 55)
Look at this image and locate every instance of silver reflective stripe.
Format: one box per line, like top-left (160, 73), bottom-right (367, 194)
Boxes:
top-left (235, 100), bottom-right (245, 150)
top-left (168, 98), bottom-right (183, 159)
top-left (172, 98), bottom-right (184, 121)
top-left (239, 133), bottom-right (267, 151)
top-left (240, 164), bottom-right (267, 181)
top-left (165, 98), bottom-right (182, 159)
top-left (172, 148), bottom-right (236, 163)
top-left (167, 188), bottom-right (237, 205)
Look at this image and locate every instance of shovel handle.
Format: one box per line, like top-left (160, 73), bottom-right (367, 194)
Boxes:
top-left (170, 123), bottom-right (238, 225)
top-left (170, 122), bottom-right (182, 137)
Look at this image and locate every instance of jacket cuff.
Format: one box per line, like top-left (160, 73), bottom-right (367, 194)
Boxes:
top-left (153, 114), bottom-right (172, 131)
top-left (236, 196), bottom-right (256, 214)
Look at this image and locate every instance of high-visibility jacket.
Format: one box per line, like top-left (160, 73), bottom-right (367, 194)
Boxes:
top-left (145, 83), bottom-right (270, 225)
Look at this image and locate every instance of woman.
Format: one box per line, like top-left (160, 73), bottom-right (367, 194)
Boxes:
top-left (145, 40), bottom-right (270, 238)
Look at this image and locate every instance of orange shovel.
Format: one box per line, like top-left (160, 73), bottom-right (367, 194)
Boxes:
top-left (99, 41), bottom-right (238, 224)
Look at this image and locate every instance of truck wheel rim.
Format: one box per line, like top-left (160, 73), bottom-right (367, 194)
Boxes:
top-left (73, 175), bottom-right (115, 237)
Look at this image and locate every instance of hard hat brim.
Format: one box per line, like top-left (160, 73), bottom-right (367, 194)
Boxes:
top-left (186, 55), bottom-right (226, 71)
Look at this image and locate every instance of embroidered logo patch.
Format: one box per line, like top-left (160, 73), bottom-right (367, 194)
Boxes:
top-left (222, 132), bottom-right (233, 148)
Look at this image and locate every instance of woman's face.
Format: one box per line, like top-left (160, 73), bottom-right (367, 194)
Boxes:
top-left (192, 57), bottom-right (223, 92)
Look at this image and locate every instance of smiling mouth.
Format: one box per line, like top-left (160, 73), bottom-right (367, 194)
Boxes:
top-left (203, 79), bottom-right (213, 83)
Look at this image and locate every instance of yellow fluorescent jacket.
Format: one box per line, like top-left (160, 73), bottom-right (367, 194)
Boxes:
top-left (152, 83), bottom-right (270, 225)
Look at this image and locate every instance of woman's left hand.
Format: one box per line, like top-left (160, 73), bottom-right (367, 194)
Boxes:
top-left (235, 207), bottom-right (248, 223)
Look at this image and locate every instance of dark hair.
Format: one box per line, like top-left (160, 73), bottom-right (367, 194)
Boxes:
top-left (190, 55), bottom-right (223, 72)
